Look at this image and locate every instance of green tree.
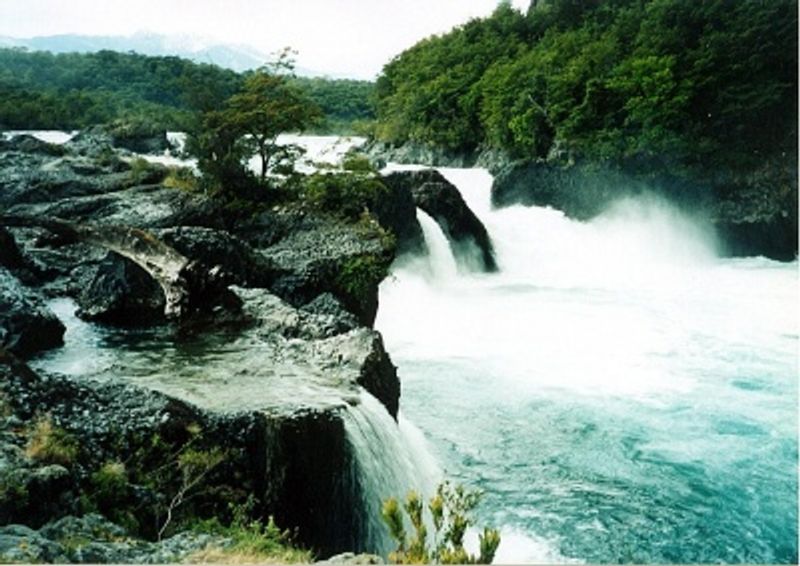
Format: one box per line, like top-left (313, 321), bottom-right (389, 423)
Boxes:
top-left (223, 57), bottom-right (321, 180)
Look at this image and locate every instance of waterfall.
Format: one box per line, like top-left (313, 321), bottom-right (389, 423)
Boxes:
top-left (343, 389), bottom-right (441, 555)
top-left (415, 208), bottom-right (459, 281)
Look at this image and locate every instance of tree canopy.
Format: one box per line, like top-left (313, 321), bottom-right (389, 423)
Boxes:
top-left (373, 0), bottom-right (798, 175)
top-left (0, 48), bottom-right (374, 133)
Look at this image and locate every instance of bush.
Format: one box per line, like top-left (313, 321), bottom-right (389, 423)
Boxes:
top-left (188, 500), bottom-right (312, 564)
top-left (163, 166), bottom-right (199, 191)
top-left (336, 254), bottom-right (390, 301)
top-left (302, 171), bottom-right (388, 220)
top-left (382, 482), bottom-right (501, 564)
top-left (25, 416), bottom-right (79, 466)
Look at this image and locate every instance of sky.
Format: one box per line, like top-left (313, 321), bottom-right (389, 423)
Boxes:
top-left (0, 0), bottom-right (530, 78)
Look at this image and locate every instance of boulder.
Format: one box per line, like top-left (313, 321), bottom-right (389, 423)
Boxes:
top-left (0, 268), bottom-right (65, 357)
top-left (159, 226), bottom-right (280, 288)
top-left (383, 169), bottom-right (497, 272)
top-left (254, 211), bottom-right (393, 326)
top-left (76, 252), bottom-right (166, 326)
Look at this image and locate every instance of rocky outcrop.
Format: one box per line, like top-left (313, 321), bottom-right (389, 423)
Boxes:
top-left (0, 278), bottom-right (400, 555)
top-left (246, 210), bottom-right (393, 327)
top-left (0, 268), bottom-right (65, 357)
top-left (0, 130), bottom-right (410, 560)
top-left (382, 170), bottom-right (497, 272)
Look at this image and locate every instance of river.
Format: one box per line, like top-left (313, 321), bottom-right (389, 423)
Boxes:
top-left (375, 167), bottom-right (798, 563)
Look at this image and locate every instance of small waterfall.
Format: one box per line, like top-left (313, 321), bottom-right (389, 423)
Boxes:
top-left (343, 389), bottom-right (441, 555)
top-left (416, 208), bottom-right (459, 281)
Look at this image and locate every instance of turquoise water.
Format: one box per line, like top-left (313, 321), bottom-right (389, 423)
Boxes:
top-left (376, 168), bottom-right (798, 563)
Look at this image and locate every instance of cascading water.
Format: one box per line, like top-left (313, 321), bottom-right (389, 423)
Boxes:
top-left (343, 391), bottom-right (441, 555)
top-left (376, 167), bottom-right (798, 563)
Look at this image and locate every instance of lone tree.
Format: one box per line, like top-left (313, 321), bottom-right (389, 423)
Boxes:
top-left (188, 49), bottom-right (320, 191)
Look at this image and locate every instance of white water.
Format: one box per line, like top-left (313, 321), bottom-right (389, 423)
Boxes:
top-left (376, 167), bottom-right (798, 563)
top-left (343, 391), bottom-right (441, 554)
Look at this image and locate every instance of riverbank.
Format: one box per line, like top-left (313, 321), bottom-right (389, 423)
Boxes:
top-left (0, 129), bottom-right (451, 562)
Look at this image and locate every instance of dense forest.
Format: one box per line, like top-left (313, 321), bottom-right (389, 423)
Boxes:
top-left (374, 0), bottom-right (797, 175)
top-left (0, 48), bottom-right (375, 133)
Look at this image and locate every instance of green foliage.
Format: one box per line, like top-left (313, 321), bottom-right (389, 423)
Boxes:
top-left (24, 415), bottom-right (79, 466)
top-left (127, 157), bottom-right (165, 185)
top-left (163, 166), bottom-right (199, 191)
top-left (342, 153), bottom-right (376, 173)
top-left (301, 172), bottom-right (388, 220)
top-left (0, 48), bottom-right (373, 135)
top-left (382, 482), bottom-right (501, 564)
top-left (189, 500), bottom-right (312, 564)
top-left (290, 77), bottom-right (375, 133)
top-left (336, 254), bottom-right (390, 302)
top-left (374, 0), bottom-right (797, 174)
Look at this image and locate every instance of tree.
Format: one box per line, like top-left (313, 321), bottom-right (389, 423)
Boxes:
top-left (223, 56), bottom-right (321, 180)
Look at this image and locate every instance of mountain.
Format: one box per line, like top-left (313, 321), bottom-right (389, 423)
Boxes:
top-left (0, 32), bottom-right (269, 72)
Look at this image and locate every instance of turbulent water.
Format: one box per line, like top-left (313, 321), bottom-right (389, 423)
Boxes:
top-left (376, 167), bottom-right (799, 563)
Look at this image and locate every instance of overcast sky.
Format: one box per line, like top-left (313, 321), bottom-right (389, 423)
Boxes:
top-left (0, 0), bottom-right (530, 78)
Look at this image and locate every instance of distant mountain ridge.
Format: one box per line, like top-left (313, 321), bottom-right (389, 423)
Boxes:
top-left (0, 32), bottom-right (289, 73)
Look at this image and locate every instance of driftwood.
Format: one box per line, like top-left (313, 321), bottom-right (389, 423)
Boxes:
top-left (1, 215), bottom-right (230, 319)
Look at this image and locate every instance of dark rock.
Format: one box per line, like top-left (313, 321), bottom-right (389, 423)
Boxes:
top-left (0, 268), bottom-right (65, 357)
top-left (76, 252), bottom-right (166, 326)
top-left (159, 226), bottom-right (280, 288)
top-left (0, 514), bottom-right (226, 564)
top-left (7, 184), bottom-right (221, 230)
top-left (301, 293), bottom-right (361, 336)
top-left (0, 134), bottom-right (66, 157)
top-left (371, 175), bottom-right (425, 255)
top-left (255, 211), bottom-right (393, 326)
top-left (491, 160), bottom-right (646, 220)
top-left (0, 301), bottom-right (400, 555)
top-left (383, 169), bottom-right (497, 272)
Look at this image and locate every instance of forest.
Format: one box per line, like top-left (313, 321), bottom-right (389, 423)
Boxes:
top-left (373, 0), bottom-right (798, 176)
top-left (0, 48), bottom-right (375, 133)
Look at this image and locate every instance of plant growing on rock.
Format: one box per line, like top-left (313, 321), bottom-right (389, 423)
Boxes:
top-left (188, 499), bottom-right (312, 564)
top-left (382, 482), bottom-right (501, 565)
top-left (25, 415), bottom-right (79, 466)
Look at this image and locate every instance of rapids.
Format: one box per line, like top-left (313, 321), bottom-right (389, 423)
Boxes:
top-left (376, 167), bottom-right (798, 563)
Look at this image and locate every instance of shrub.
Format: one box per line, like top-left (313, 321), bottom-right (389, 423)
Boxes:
top-left (188, 500), bottom-right (312, 564)
top-left (336, 254), bottom-right (390, 301)
top-left (382, 482), bottom-right (501, 564)
top-left (342, 153), bottom-right (376, 173)
top-left (163, 166), bottom-right (199, 191)
top-left (302, 171), bottom-right (389, 220)
top-left (25, 416), bottom-right (79, 466)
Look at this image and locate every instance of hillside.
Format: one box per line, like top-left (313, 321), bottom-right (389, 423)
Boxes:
top-left (0, 48), bottom-right (375, 133)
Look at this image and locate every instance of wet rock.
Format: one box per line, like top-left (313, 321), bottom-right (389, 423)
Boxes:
top-left (383, 169), bottom-right (497, 272)
top-left (76, 252), bottom-right (166, 326)
top-left (0, 268), bottom-right (65, 357)
top-left (371, 174), bottom-right (425, 255)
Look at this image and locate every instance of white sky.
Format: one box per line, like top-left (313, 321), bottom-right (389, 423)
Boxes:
top-left (0, 0), bottom-right (530, 78)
